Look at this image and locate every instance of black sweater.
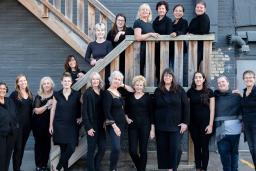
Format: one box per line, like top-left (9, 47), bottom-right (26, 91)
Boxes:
top-left (153, 15), bottom-right (173, 35)
top-left (107, 27), bottom-right (134, 48)
top-left (188, 13), bottom-right (210, 34)
top-left (154, 86), bottom-right (189, 132)
top-left (172, 18), bottom-right (188, 36)
top-left (82, 88), bottom-right (104, 131)
top-left (241, 86), bottom-right (256, 123)
top-left (0, 97), bottom-right (18, 136)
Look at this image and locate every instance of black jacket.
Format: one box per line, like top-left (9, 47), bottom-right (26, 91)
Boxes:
top-left (188, 13), bottom-right (210, 34)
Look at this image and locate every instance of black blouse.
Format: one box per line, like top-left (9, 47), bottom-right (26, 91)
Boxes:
top-left (107, 27), bottom-right (134, 48)
top-left (9, 91), bottom-right (33, 127)
top-left (53, 89), bottom-right (81, 144)
top-left (188, 13), bottom-right (210, 34)
top-left (241, 86), bottom-right (256, 123)
top-left (172, 18), bottom-right (188, 36)
top-left (82, 88), bottom-right (104, 131)
top-left (103, 90), bottom-right (125, 128)
top-left (153, 15), bottom-right (173, 35)
top-left (0, 97), bottom-right (17, 136)
top-left (32, 94), bottom-right (53, 137)
top-left (125, 93), bottom-right (153, 127)
top-left (187, 88), bottom-right (214, 126)
top-left (154, 86), bottom-right (189, 132)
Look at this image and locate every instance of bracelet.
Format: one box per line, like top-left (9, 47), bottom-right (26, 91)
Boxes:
top-left (45, 104), bottom-right (48, 109)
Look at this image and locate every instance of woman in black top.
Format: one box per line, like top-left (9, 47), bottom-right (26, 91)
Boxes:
top-left (153, 68), bottom-right (189, 171)
top-left (125, 75), bottom-right (153, 171)
top-left (153, 1), bottom-right (173, 83)
top-left (134, 3), bottom-right (159, 75)
top-left (241, 70), bottom-right (256, 167)
top-left (10, 74), bottom-right (33, 171)
top-left (49, 72), bottom-right (82, 171)
top-left (82, 72), bottom-right (106, 171)
top-left (0, 82), bottom-right (18, 171)
top-left (64, 55), bottom-right (85, 85)
top-left (107, 13), bottom-right (134, 75)
top-left (187, 71), bottom-right (215, 171)
top-left (188, 1), bottom-right (210, 69)
top-left (32, 77), bottom-right (55, 171)
top-left (103, 70), bottom-right (132, 171)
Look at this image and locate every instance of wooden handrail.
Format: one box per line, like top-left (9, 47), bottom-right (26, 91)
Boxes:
top-left (72, 34), bottom-right (215, 91)
top-left (88, 0), bottom-right (116, 23)
top-left (41, 0), bottom-right (92, 43)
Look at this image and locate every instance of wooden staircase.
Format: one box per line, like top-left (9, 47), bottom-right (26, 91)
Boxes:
top-left (17, 0), bottom-right (215, 170)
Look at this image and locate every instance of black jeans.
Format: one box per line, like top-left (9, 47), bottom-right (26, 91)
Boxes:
top-left (0, 133), bottom-right (16, 171)
top-left (34, 135), bottom-right (51, 168)
top-left (57, 143), bottom-right (76, 171)
top-left (217, 134), bottom-right (240, 171)
top-left (128, 123), bottom-right (150, 171)
top-left (189, 124), bottom-right (211, 170)
top-left (244, 121), bottom-right (256, 168)
top-left (87, 126), bottom-right (106, 171)
top-left (156, 130), bottom-right (182, 170)
top-left (13, 125), bottom-right (31, 171)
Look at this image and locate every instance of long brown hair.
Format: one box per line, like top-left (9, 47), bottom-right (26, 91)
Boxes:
top-left (64, 55), bottom-right (80, 72)
top-left (110, 13), bottom-right (127, 40)
top-left (191, 71), bottom-right (210, 105)
top-left (15, 74), bottom-right (33, 100)
top-left (159, 68), bottom-right (179, 92)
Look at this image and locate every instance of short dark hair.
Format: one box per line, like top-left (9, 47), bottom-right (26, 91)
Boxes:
top-left (243, 70), bottom-right (255, 79)
top-left (61, 72), bottom-right (72, 81)
top-left (0, 81), bottom-right (8, 93)
top-left (156, 1), bottom-right (169, 12)
top-left (173, 4), bottom-right (185, 12)
top-left (196, 0), bottom-right (206, 8)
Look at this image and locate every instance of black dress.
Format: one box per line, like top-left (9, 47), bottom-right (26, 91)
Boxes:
top-left (125, 93), bottom-right (153, 171)
top-left (187, 88), bottom-right (213, 170)
top-left (9, 91), bottom-right (33, 171)
top-left (32, 95), bottom-right (53, 168)
top-left (107, 27), bottom-right (134, 75)
top-left (0, 97), bottom-right (17, 171)
top-left (154, 86), bottom-right (189, 170)
top-left (133, 19), bottom-right (154, 75)
top-left (53, 89), bottom-right (81, 145)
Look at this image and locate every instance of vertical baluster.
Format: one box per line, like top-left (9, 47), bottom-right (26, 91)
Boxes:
top-left (145, 42), bottom-right (155, 87)
top-left (42, 0), bottom-right (49, 18)
top-left (100, 13), bottom-right (108, 32)
top-left (100, 69), bottom-right (105, 83)
top-left (110, 57), bottom-right (120, 73)
top-left (174, 41), bottom-right (184, 86)
top-left (77, 0), bottom-right (85, 31)
top-left (88, 3), bottom-right (96, 40)
top-left (65, 0), bottom-right (73, 20)
top-left (160, 41), bottom-right (170, 77)
top-left (53, 0), bottom-right (61, 11)
top-left (202, 41), bottom-right (212, 81)
top-left (188, 41), bottom-right (198, 85)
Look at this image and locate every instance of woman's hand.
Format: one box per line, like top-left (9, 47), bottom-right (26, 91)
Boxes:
top-left (114, 31), bottom-right (125, 42)
top-left (205, 125), bottom-right (213, 134)
top-left (113, 125), bottom-right (121, 136)
top-left (150, 128), bottom-right (155, 140)
top-left (49, 125), bottom-right (53, 135)
top-left (170, 32), bottom-right (177, 37)
top-left (46, 99), bottom-right (53, 109)
top-left (125, 115), bottom-right (133, 124)
top-left (178, 123), bottom-right (188, 134)
top-left (90, 59), bottom-right (97, 66)
top-left (76, 117), bottom-right (82, 124)
top-left (150, 32), bottom-right (159, 38)
top-left (87, 128), bottom-right (95, 136)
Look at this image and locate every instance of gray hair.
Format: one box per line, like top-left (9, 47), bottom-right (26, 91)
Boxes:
top-left (95, 23), bottom-right (106, 31)
top-left (108, 71), bottom-right (124, 85)
top-left (136, 3), bottom-right (152, 22)
top-left (38, 76), bottom-right (55, 99)
top-left (86, 72), bottom-right (104, 89)
top-left (217, 75), bottom-right (229, 83)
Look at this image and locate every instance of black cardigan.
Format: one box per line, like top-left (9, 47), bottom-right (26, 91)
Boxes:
top-left (153, 86), bottom-right (189, 132)
top-left (188, 13), bottom-right (210, 34)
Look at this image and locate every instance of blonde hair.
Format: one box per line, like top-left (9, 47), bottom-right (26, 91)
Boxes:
top-left (86, 72), bottom-right (104, 89)
top-left (136, 3), bottom-right (152, 22)
top-left (132, 75), bottom-right (146, 87)
top-left (108, 71), bottom-right (124, 85)
top-left (37, 76), bottom-right (55, 99)
top-left (95, 23), bottom-right (106, 31)
top-left (15, 74), bottom-right (33, 100)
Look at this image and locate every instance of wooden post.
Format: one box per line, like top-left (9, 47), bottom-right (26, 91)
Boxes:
top-left (65, 0), bottom-right (73, 21)
top-left (188, 41), bottom-right (198, 85)
top-left (202, 41), bottom-right (212, 81)
top-left (100, 13), bottom-right (108, 32)
top-left (100, 69), bottom-right (105, 83)
top-left (110, 57), bottom-right (120, 73)
top-left (42, 0), bottom-right (49, 18)
top-left (77, 0), bottom-right (85, 32)
top-left (174, 41), bottom-right (184, 86)
top-left (145, 42), bottom-right (155, 87)
top-left (125, 45), bottom-right (134, 85)
top-left (160, 41), bottom-right (170, 78)
top-left (53, 0), bottom-right (61, 11)
top-left (88, 3), bottom-right (96, 40)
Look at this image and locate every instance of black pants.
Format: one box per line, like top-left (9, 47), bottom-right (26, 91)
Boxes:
top-left (156, 130), bottom-right (182, 170)
top-left (34, 135), bottom-right (51, 168)
top-left (13, 125), bottom-right (31, 171)
top-left (0, 133), bottom-right (16, 171)
top-left (190, 124), bottom-right (211, 170)
top-left (87, 127), bottom-right (106, 171)
top-left (128, 124), bottom-right (150, 171)
top-left (244, 121), bottom-right (256, 169)
top-left (57, 143), bottom-right (76, 171)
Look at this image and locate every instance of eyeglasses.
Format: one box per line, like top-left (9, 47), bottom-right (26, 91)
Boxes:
top-left (0, 88), bottom-right (7, 91)
top-left (244, 76), bottom-right (255, 80)
top-left (117, 19), bottom-right (125, 22)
